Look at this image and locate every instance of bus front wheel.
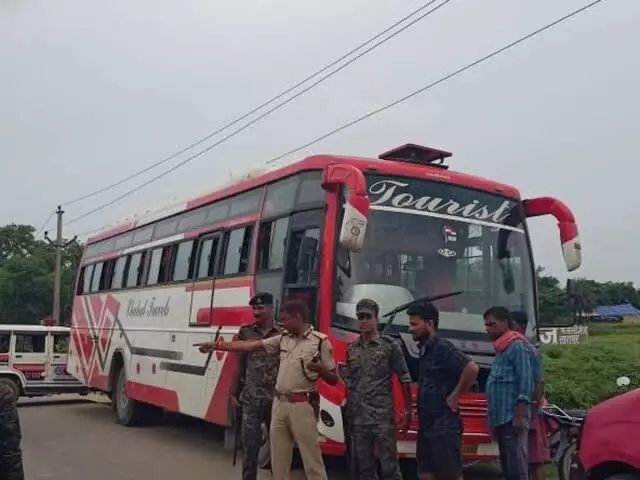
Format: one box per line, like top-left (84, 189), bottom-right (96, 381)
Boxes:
top-left (113, 367), bottom-right (160, 426)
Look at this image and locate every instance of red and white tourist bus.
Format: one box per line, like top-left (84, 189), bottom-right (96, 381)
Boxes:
top-left (68, 143), bottom-right (582, 462)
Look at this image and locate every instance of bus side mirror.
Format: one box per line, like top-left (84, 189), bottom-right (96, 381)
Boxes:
top-left (523, 197), bottom-right (582, 272)
top-left (321, 163), bottom-right (370, 252)
top-left (338, 192), bottom-right (369, 252)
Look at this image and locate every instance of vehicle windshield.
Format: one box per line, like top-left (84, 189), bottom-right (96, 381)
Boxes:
top-left (333, 174), bottom-right (537, 342)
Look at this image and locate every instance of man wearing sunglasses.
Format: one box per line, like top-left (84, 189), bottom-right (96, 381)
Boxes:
top-left (342, 298), bottom-right (412, 480)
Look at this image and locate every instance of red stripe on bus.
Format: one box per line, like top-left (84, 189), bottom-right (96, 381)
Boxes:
top-left (89, 371), bottom-right (110, 391)
top-left (88, 222), bottom-right (136, 243)
top-left (72, 301), bottom-right (95, 370)
top-left (196, 306), bottom-right (255, 327)
top-left (204, 283), bottom-right (253, 424)
top-left (71, 328), bottom-right (89, 383)
top-left (204, 345), bottom-right (239, 425)
top-left (126, 381), bottom-right (180, 412)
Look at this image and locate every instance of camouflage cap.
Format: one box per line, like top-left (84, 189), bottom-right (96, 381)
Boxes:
top-left (356, 298), bottom-right (379, 317)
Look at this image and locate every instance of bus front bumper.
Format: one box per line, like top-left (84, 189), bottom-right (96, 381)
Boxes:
top-left (319, 433), bottom-right (500, 462)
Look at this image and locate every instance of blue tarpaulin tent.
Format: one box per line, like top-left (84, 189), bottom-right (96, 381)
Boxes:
top-left (594, 304), bottom-right (640, 317)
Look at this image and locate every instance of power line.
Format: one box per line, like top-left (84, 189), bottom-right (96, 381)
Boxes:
top-left (265, 0), bottom-right (607, 166)
top-left (36, 210), bottom-right (55, 236)
top-left (64, 0), bottom-right (454, 226)
top-left (61, 0), bottom-right (448, 208)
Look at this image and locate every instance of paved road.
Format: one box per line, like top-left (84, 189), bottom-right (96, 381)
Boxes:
top-left (17, 395), bottom-right (348, 480)
top-left (17, 395), bottom-right (500, 479)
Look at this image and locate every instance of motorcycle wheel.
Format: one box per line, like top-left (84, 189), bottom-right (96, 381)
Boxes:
top-left (558, 442), bottom-right (578, 480)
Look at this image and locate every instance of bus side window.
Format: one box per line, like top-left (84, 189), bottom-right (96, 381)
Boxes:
top-left (125, 252), bottom-right (146, 288)
top-left (111, 256), bottom-right (128, 289)
top-left (222, 226), bottom-right (254, 275)
top-left (172, 240), bottom-right (195, 282)
top-left (196, 236), bottom-right (221, 279)
top-left (285, 228), bottom-right (320, 284)
top-left (82, 264), bottom-right (95, 294)
top-left (258, 217), bottom-right (290, 271)
top-left (148, 246), bottom-right (173, 286)
top-left (100, 259), bottom-right (116, 291)
top-left (0, 334), bottom-right (9, 354)
top-left (90, 262), bottom-right (103, 293)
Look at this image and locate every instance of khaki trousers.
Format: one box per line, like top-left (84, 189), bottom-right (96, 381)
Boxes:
top-left (270, 397), bottom-right (327, 480)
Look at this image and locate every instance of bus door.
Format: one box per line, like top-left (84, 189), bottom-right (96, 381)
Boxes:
top-left (11, 330), bottom-right (48, 385)
top-left (171, 231), bottom-right (224, 412)
top-left (281, 210), bottom-right (324, 327)
top-left (188, 231), bottom-right (224, 330)
top-left (48, 332), bottom-right (72, 382)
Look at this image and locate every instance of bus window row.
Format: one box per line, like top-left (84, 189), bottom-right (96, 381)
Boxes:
top-left (76, 214), bottom-right (310, 295)
top-left (84, 171), bottom-right (325, 260)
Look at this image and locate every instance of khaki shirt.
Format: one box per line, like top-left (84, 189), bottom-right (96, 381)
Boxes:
top-left (262, 326), bottom-right (336, 394)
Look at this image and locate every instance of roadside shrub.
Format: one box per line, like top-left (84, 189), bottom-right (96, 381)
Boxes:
top-left (541, 326), bottom-right (640, 409)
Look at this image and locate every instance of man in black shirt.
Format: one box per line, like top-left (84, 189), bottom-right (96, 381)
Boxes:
top-left (407, 301), bottom-right (479, 480)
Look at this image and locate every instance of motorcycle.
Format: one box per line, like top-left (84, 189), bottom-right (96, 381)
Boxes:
top-left (542, 376), bottom-right (633, 480)
top-left (542, 404), bottom-right (585, 480)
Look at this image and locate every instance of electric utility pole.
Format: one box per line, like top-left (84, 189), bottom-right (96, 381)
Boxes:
top-left (45, 206), bottom-right (77, 325)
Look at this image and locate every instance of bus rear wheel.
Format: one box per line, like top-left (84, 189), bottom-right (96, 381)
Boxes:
top-left (113, 367), bottom-right (161, 426)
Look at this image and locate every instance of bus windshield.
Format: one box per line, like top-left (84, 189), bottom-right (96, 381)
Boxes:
top-left (333, 174), bottom-right (537, 341)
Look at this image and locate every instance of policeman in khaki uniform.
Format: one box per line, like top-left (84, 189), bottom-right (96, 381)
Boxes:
top-left (201, 300), bottom-right (338, 480)
top-left (229, 292), bottom-right (282, 480)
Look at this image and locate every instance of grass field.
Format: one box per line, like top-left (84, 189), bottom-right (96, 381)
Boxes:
top-left (542, 322), bottom-right (640, 409)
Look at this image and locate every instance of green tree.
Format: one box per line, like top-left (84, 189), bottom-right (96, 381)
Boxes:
top-left (0, 224), bottom-right (83, 325)
top-left (536, 266), bottom-right (570, 324)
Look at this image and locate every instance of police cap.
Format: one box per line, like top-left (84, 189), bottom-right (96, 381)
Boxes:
top-left (249, 292), bottom-right (274, 307)
top-left (356, 298), bottom-right (379, 318)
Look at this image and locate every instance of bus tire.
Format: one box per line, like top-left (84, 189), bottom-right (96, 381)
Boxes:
top-left (0, 377), bottom-right (20, 400)
top-left (113, 367), bottom-right (154, 426)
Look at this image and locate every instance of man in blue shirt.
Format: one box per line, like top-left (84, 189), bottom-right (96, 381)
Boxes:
top-left (483, 306), bottom-right (534, 480)
top-left (511, 311), bottom-right (550, 480)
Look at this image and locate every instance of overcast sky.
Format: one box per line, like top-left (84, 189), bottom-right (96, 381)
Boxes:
top-left (0, 0), bottom-right (637, 284)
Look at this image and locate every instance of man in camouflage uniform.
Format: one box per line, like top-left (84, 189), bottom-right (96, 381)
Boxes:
top-left (342, 298), bottom-right (413, 480)
top-left (229, 292), bottom-right (281, 480)
top-left (0, 381), bottom-right (25, 480)
top-left (202, 300), bottom-right (338, 480)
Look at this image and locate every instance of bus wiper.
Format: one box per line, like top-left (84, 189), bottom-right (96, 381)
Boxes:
top-left (382, 290), bottom-right (464, 331)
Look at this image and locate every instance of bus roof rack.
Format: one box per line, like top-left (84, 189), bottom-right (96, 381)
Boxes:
top-left (378, 143), bottom-right (452, 169)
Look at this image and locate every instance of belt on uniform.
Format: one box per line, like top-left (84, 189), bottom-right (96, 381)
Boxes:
top-left (275, 391), bottom-right (315, 403)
